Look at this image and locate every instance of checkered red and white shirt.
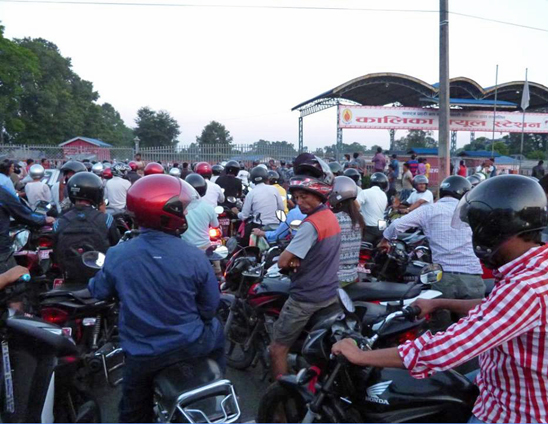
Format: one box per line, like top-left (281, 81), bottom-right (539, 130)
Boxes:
top-left (398, 244), bottom-right (548, 423)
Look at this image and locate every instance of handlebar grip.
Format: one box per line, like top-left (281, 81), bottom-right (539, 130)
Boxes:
top-left (19, 274), bottom-right (31, 283)
top-left (404, 305), bottom-right (421, 318)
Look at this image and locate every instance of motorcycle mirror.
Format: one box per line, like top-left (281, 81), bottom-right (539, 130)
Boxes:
top-left (104, 199), bottom-right (109, 206)
top-left (82, 251), bottom-right (106, 269)
top-left (420, 263), bottom-right (443, 284)
top-left (205, 245), bottom-right (229, 261)
top-left (377, 219), bottom-right (387, 231)
top-left (276, 210), bottom-right (287, 222)
top-left (227, 196), bottom-right (237, 203)
top-left (226, 237), bottom-right (238, 254)
top-left (337, 288), bottom-right (355, 314)
top-left (289, 220), bottom-right (302, 231)
top-left (214, 206), bottom-right (224, 215)
top-left (13, 230), bottom-right (30, 251)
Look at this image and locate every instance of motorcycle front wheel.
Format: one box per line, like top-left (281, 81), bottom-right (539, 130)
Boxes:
top-left (223, 302), bottom-right (257, 370)
top-left (256, 382), bottom-right (307, 423)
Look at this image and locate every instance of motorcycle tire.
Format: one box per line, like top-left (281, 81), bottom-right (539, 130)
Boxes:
top-left (223, 301), bottom-right (257, 370)
top-left (256, 382), bottom-right (307, 423)
top-left (54, 388), bottom-right (102, 423)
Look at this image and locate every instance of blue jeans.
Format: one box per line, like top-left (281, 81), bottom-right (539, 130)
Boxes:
top-left (119, 320), bottom-right (225, 423)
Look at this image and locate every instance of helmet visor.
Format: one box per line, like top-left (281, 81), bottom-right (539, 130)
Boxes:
top-left (451, 194), bottom-right (471, 229)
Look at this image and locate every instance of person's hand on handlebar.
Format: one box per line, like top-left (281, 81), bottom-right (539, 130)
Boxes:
top-left (331, 338), bottom-right (362, 364)
top-left (0, 266), bottom-right (30, 290)
top-left (377, 238), bottom-right (390, 253)
top-left (410, 298), bottom-right (436, 319)
top-left (252, 228), bottom-right (266, 237)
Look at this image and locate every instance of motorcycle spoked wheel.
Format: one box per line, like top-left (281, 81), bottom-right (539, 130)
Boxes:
top-left (54, 388), bottom-right (102, 423)
top-left (224, 302), bottom-right (257, 370)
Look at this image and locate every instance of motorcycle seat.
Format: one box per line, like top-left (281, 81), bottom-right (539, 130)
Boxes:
top-left (305, 302), bottom-right (343, 331)
top-left (261, 224), bottom-right (279, 231)
top-left (344, 281), bottom-right (422, 302)
top-left (40, 288), bottom-right (100, 305)
top-left (154, 358), bottom-right (222, 409)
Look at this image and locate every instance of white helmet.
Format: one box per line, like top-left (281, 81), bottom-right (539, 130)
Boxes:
top-left (91, 162), bottom-right (104, 175)
top-left (169, 167), bottom-right (182, 178)
top-left (29, 164), bottom-right (45, 180)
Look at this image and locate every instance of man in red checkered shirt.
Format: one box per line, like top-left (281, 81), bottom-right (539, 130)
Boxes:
top-left (333, 175), bottom-right (548, 423)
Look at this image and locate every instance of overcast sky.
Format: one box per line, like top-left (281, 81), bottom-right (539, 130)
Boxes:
top-left (2, 0), bottom-right (548, 150)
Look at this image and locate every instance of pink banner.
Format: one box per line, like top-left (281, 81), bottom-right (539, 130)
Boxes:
top-left (338, 106), bottom-right (548, 133)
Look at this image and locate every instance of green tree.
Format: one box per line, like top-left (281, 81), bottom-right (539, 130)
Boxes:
top-left (134, 107), bottom-right (180, 147)
top-left (84, 103), bottom-right (134, 146)
top-left (323, 142), bottom-right (366, 158)
top-left (492, 141), bottom-right (509, 156)
top-left (196, 121), bottom-right (233, 145)
top-left (394, 130), bottom-right (437, 151)
top-left (0, 25), bottom-right (40, 143)
top-left (526, 150), bottom-right (546, 160)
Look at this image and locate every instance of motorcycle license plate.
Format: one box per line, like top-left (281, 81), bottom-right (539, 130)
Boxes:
top-left (357, 265), bottom-right (371, 274)
top-left (219, 218), bottom-right (230, 226)
top-left (39, 250), bottom-right (50, 260)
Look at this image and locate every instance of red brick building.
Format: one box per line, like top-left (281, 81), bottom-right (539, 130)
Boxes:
top-left (59, 137), bottom-right (112, 161)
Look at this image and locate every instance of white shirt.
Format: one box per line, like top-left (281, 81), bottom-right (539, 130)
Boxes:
top-left (238, 183), bottom-right (284, 225)
top-left (105, 176), bottom-right (131, 210)
top-left (236, 170), bottom-right (250, 186)
top-left (203, 179), bottom-right (225, 208)
top-left (407, 189), bottom-right (434, 206)
top-left (357, 186), bottom-right (387, 227)
top-left (211, 175), bottom-right (219, 184)
top-left (25, 180), bottom-right (52, 209)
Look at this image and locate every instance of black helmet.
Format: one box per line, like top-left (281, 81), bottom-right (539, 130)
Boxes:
top-left (328, 162), bottom-right (344, 176)
top-left (328, 176), bottom-right (358, 207)
top-left (185, 173), bottom-right (207, 197)
top-left (343, 168), bottom-right (361, 184)
top-left (466, 175), bottom-right (482, 188)
top-left (250, 166), bottom-right (269, 184)
top-left (280, 160), bottom-right (286, 166)
top-left (370, 172), bottom-right (389, 192)
top-left (453, 175), bottom-right (548, 267)
top-left (439, 175), bottom-right (472, 200)
top-left (225, 160), bottom-right (240, 176)
top-left (413, 175), bottom-right (429, 189)
top-left (67, 172), bottom-right (104, 207)
top-left (267, 170), bottom-right (280, 184)
top-left (61, 160), bottom-right (87, 175)
top-left (212, 164), bottom-right (223, 176)
top-left (84, 162), bottom-right (92, 172)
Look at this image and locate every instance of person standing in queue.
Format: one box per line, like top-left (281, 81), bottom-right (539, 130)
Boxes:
top-left (334, 174), bottom-right (548, 424)
top-left (270, 154), bottom-right (340, 378)
top-left (238, 166), bottom-right (284, 246)
top-left (89, 175), bottom-right (224, 423)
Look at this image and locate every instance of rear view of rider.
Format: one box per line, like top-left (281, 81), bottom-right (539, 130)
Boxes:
top-left (24, 164), bottom-right (52, 209)
top-left (357, 172), bottom-right (388, 245)
top-left (126, 161), bottom-right (141, 184)
top-left (195, 162), bottom-right (225, 208)
top-left (89, 175), bottom-right (224, 423)
top-left (270, 153), bottom-right (341, 378)
top-left (52, 160), bottom-right (87, 213)
top-left (215, 160), bottom-right (243, 208)
top-left (105, 163), bottom-right (132, 213)
top-left (238, 166), bottom-right (284, 245)
top-left (53, 173), bottom-right (120, 287)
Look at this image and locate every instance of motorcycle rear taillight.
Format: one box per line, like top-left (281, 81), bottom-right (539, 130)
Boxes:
top-left (398, 328), bottom-right (419, 343)
top-left (41, 307), bottom-right (69, 326)
top-left (209, 227), bottom-right (222, 240)
top-left (38, 237), bottom-right (53, 248)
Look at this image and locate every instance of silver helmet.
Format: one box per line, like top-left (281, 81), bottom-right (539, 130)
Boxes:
top-left (169, 167), bottom-right (182, 178)
top-left (91, 162), bottom-right (104, 176)
top-left (29, 164), bottom-right (45, 180)
top-left (327, 176), bottom-right (358, 207)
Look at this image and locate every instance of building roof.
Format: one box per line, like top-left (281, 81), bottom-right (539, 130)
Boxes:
top-left (59, 136), bottom-right (113, 148)
top-left (495, 155), bottom-right (520, 165)
top-left (293, 72), bottom-right (548, 113)
top-left (457, 150), bottom-right (501, 158)
top-left (407, 147), bottom-right (438, 155)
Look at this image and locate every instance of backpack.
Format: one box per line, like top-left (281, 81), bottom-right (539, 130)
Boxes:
top-left (55, 208), bottom-right (111, 286)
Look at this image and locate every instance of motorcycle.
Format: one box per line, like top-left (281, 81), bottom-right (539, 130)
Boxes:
top-left (0, 274), bottom-right (102, 423)
top-left (257, 298), bottom-right (478, 423)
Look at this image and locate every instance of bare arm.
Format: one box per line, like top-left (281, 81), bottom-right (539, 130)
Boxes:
top-left (413, 297), bottom-right (483, 318)
top-left (0, 266), bottom-right (29, 291)
top-left (332, 341), bottom-right (405, 368)
top-left (278, 249), bottom-right (300, 270)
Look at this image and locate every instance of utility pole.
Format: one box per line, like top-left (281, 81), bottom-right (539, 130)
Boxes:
top-left (438, 0), bottom-right (450, 180)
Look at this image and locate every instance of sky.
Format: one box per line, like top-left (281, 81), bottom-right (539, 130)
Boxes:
top-left (1, 0), bottom-right (548, 150)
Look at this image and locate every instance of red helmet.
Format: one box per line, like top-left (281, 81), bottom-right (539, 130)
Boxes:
top-left (195, 162), bottom-right (212, 179)
top-left (128, 161), bottom-right (138, 171)
top-left (144, 162), bottom-right (165, 176)
top-left (102, 168), bottom-right (113, 180)
top-left (289, 154), bottom-right (334, 202)
top-left (126, 174), bottom-right (200, 235)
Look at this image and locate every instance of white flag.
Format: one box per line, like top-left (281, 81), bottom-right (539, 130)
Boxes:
top-left (521, 79), bottom-right (530, 111)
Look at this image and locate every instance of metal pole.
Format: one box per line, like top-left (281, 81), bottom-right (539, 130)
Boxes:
top-left (336, 102), bottom-right (343, 162)
top-left (438, 0), bottom-right (450, 182)
top-left (491, 64), bottom-right (498, 155)
top-left (520, 68), bottom-right (528, 172)
top-left (298, 116), bottom-right (303, 154)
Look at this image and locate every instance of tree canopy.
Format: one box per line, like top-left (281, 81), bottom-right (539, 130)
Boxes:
top-left (134, 107), bottom-right (180, 147)
top-left (196, 121), bottom-right (233, 145)
top-left (394, 130), bottom-right (437, 151)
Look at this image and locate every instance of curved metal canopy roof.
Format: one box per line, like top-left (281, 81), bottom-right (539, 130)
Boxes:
top-left (292, 72), bottom-right (548, 112)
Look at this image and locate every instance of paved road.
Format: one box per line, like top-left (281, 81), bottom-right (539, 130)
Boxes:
top-left (98, 364), bottom-right (270, 423)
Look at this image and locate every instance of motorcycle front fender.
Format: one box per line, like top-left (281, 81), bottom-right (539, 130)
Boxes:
top-left (276, 374), bottom-right (315, 404)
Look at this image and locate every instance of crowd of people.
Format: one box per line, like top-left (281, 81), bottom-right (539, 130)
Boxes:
top-left (0, 148), bottom-right (547, 423)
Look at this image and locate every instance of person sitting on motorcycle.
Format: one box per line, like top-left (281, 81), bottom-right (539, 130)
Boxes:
top-left (211, 164), bottom-right (223, 183)
top-left (126, 161), bottom-right (141, 184)
top-left (379, 175), bottom-right (483, 332)
top-left (52, 160), bottom-right (87, 214)
top-left (238, 166), bottom-right (284, 246)
top-left (267, 170), bottom-right (288, 213)
top-left (329, 176), bottom-right (365, 287)
top-left (270, 153), bottom-right (341, 378)
top-left (89, 175), bottom-right (224, 423)
top-left (343, 167), bottom-right (362, 194)
top-left (236, 162), bottom-right (250, 186)
top-left (216, 160), bottom-right (243, 211)
top-left (24, 164), bottom-right (52, 210)
top-left (105, 163), bottom-right (132, 213)
top-left (195, 162), bottom-right (225, 208)
top-left (357, 172), bottom-right (388, 245)
top-left (53, 173), bottom-right (120, 287)
top-left (399, 174), bottom-right (433, 214)
top-left (143, 162), bottom-right (164, 176)
top-left (252, 205), bottom-right (306, 243)
top-left (334, 174), bottom-right (548, 424)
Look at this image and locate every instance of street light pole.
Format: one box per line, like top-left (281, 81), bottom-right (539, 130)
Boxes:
top-left (438, 0), bottom-right (450, 180)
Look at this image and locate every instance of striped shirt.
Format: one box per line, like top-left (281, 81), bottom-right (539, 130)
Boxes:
top-left (383, 197), bottom-right (482, 274)
top-left (335, 211), bottom-right (361, 285)
top-left (398, 244), bottom-right (548, 423)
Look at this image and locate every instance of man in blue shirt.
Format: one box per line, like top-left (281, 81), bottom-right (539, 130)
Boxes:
top-left (252, 205), bottom-right (306, 243)
top-left (89, 175), bottom-right (224, 423)
top-left (0, 159), bottom-right (19, 198)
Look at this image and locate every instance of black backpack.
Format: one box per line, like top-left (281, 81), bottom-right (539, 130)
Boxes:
top-left (55, 208), bottom-right (111, 286)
